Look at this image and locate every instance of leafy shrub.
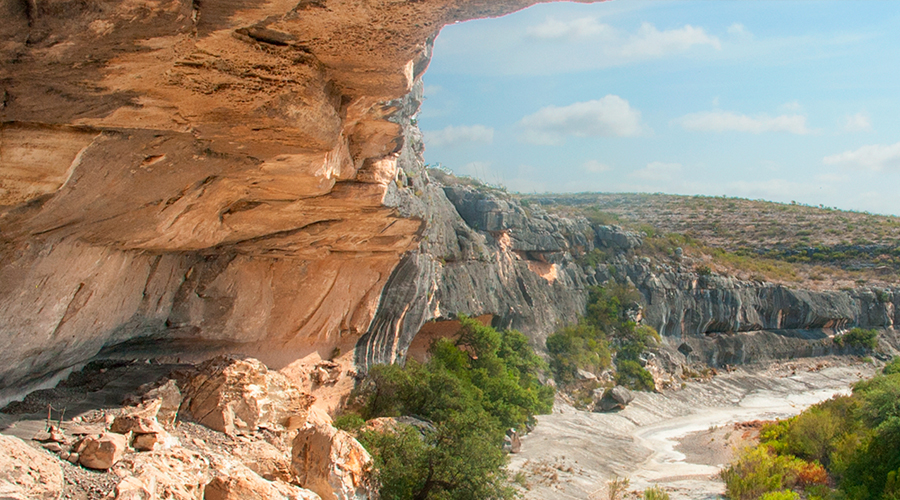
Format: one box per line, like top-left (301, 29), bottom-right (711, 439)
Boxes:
top-left (759, 490), bottom-right (800, 500)
top-left (833, 328), bottom-right (878, 350)
top-left (720, 446), bottom-right (808, 500)
top-left (333, 412), bottom-right (365, 433)
top-left (615, 359), bottom-right (655, 392)
top-left (725, 370), bottom-right (900, 500)
top-left (546, 323), bottom-right (610, 386)
top-left (883, 357), bottom-right (900, 375)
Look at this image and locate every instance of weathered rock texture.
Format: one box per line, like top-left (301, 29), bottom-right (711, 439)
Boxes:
top-left (291, 420), bottom-right (375, 500)
top-left (0, 0), bottom-right (602, 398)
top-left (181, 355), bottom-right (314, 434)
top-left (0, 434), bottom-right (64, 500)
top-left (357, 176), bottom-right (900, 369)
top-left (2, 0), bottom-right (896, 400)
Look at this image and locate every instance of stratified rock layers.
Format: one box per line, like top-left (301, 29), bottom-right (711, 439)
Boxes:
top-left (2, 0), bottom-right (897, 398)
top-left (0, 0), bottom-right (601, 395)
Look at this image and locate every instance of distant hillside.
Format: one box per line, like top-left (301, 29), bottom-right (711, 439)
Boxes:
top-left (519, 192), bottom-right (900, 290)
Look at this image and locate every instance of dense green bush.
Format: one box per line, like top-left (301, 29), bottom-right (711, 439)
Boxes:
top-left (349, 316), bottom-right (554, 499)
top-left (834, 328), bottom-right (878, 350)
top-left (723, 366), bottom-right (900, 500)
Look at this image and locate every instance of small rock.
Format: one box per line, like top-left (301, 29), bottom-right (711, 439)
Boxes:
top-left (594, 386), bottom-right (635, 412)
top-left (42, 442), bottom-right (63, 453)
top-left (141, 379), bottom-right (182, 427)
top-left (132, 432), bottom-right (164, 452)
top-left (77, 433), bottom-right (127, 470)
top-left (205, 467), bottom-right (321, 500)
top-left (67, 452), bottom-right (80, 464)
top-left (32, 431), bottom-right (52, 442)
top-left (60, 451), bottom-right (71, 461)
top-left (50, 430), bottom-right (66, 443)
top-left (292, 421), bottom-right (375, 500)
top-left (111, 400), bottom-right (166, 435)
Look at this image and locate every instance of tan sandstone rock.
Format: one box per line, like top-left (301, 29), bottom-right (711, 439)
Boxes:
top-left (291, 422), bottom-right (375, 500)
top-left (109, 447), bottom-right (211, 500)
top-left (111, 400), bottom-right (167, 435)
top-left (182, 356), bottom-right (314, 435)
top-left (0, 434), bottom-right (64, 500)
top-left (0, 0), bottom-right (588, 405)
top-left (77, 432), bottom-right (128, 470)
top-left (141, 379), bottom-right (183, 427)
top-left (204, 466), bottom-right (321, 500)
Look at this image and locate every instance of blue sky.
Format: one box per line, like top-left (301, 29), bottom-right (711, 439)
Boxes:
top-left (418, 1), bottom-right (900, 215)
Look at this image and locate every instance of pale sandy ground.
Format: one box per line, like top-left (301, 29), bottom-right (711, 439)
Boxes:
top-left (508, 358), bottom-right (877, 500)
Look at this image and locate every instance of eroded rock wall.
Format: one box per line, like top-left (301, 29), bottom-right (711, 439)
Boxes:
top-left (358, 178), bottom-right (900, 369)
top-left (0, 0), bottom-right (601, 397)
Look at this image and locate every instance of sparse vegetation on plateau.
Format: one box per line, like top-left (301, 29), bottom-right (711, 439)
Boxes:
top-left (520, 192), bottom-right (900, 289)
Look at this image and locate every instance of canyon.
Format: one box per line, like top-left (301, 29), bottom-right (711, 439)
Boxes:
top-left (2, 0), bottom-right (900, 498)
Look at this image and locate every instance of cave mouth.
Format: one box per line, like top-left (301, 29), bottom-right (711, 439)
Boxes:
top-left (405, 314), bottom-right (494, 363)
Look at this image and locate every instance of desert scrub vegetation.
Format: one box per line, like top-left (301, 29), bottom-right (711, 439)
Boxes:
top-left (338, 316), bottom-right (554, 500)
top-left (546, 282), bottom-right (658, 395)
top-left (721, 357), bottom-right (900, 500)
top-left (520, 192), bottom-right (900, 288)
top-left (833, 327), bottom-right (879, 350)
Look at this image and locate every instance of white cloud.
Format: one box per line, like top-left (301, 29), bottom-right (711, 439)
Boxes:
top-left (424, 84), bottom-right (443, 97)
top-left (630, 161), bottom-right (683, 181)
top-left (678, 110), bottom-right (812, 134)
top-left (526, 17), bottom-right (610, 40)
top-left (618, 23), bottom-right (721, 57)
top-left (582, 160), bottom-right (612, 173)
top-left (843, 112), bottom-right (872, 132)
top-left (518, 95), bottom-right (645, 145)
top-left (823, 141), bottom-right (900, 171)
top-left (526, 18), bottom-right (719, 58)
top-left (424, 125), bottom-right (494, 148)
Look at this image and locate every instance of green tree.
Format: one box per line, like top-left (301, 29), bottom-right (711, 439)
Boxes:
top-left (352, 317), bottom-right (554, 499)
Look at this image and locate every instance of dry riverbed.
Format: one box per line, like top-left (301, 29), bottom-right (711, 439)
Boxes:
top-left (508, 357), bottom-right (877, 500)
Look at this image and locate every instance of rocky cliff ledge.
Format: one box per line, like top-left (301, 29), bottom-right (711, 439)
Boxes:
top-left (0, 0), bottom-right (601, 399)
top-left (357, 175), bottom-right (900, 369)
top-left (1, 0), bottom-right (895, 403)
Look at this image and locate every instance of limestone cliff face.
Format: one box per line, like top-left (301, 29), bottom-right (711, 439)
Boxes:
top-left (0, 0), bottom-right (894, 399)
top-left (0, 0), bottom-right (601, 397)
top-left (358, 177), bottom-right (899, 369)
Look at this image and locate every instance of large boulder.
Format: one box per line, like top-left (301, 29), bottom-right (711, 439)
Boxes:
top-left (594, 386), bottom-right (635, 412)
top-left (0, 434), bottom-right (64, 500)
top-left (204, 466), bottom-right (321, 500)
top-left (76, 432), bottom-right (128, 470)
top-left (181, 356), bottom-right (314, 435)
top-left (109, 447), bottom-right (210, 500)
top-left (291, 422), bottom-right (375, 500)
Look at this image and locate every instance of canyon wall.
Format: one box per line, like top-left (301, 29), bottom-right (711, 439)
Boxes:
top-left (358, 180), bottom-right (900, 369)
top-left (0, 0), bottom-right (599, 398)
top-left (1, 0), bottom-right (896, 401)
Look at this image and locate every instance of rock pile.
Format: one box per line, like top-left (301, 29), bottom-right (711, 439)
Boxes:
top-left (5, 356), bottom-right (375, 500)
